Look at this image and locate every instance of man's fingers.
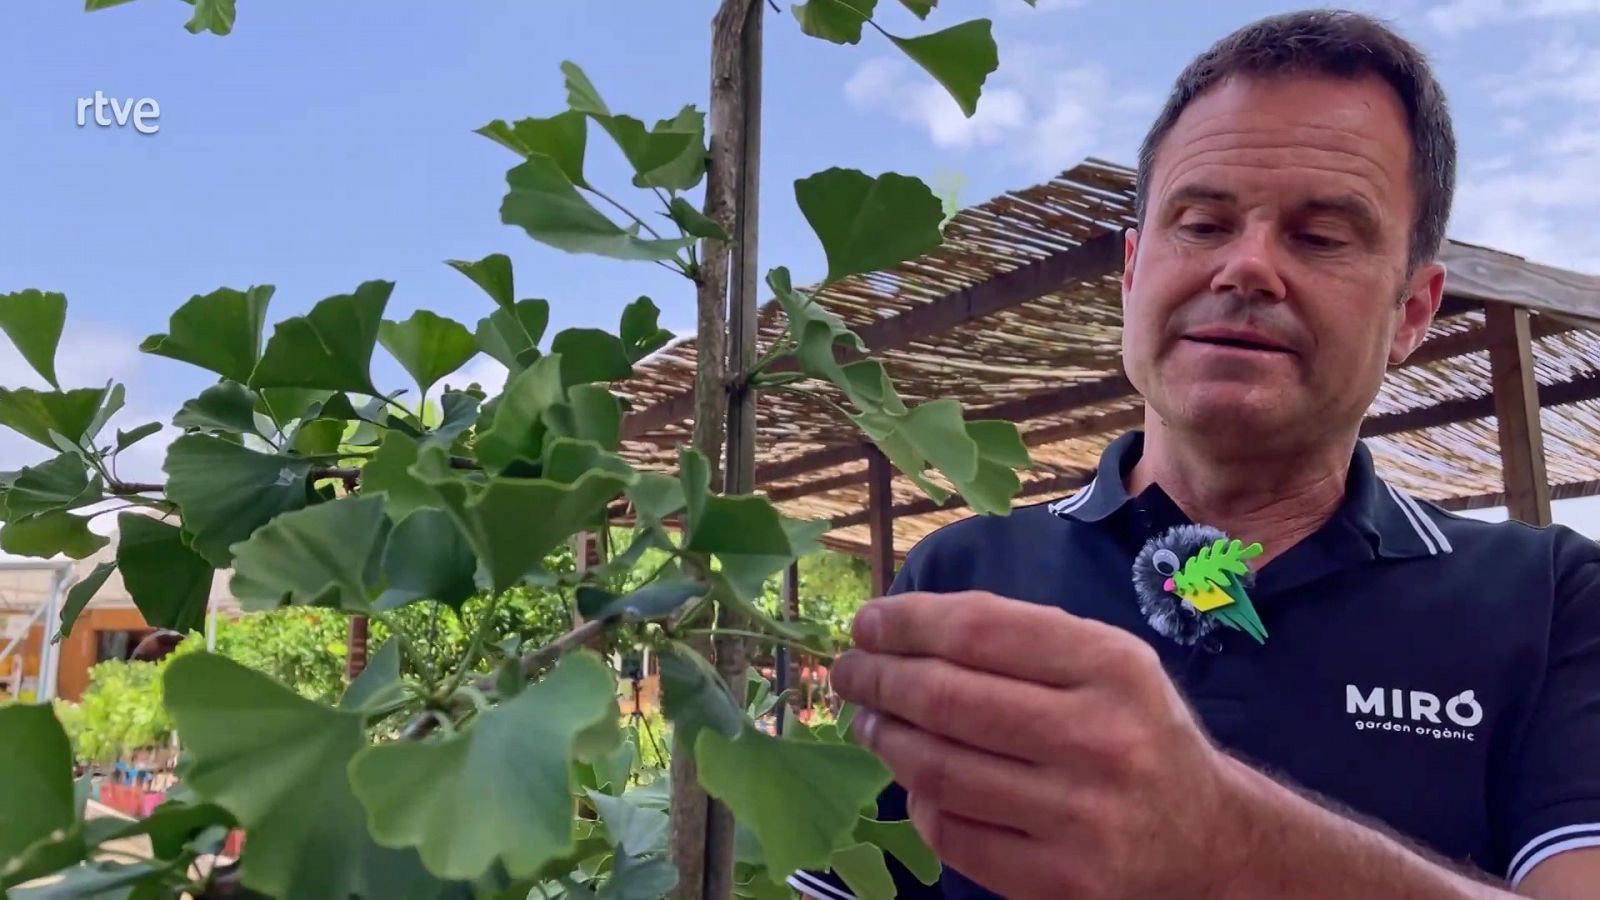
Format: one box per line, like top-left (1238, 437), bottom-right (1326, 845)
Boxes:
top-left (853, 709), bottom-right (1057, 835)
top-left (904, 794), bottom-right (1062, 900)
top-left (852, 590), bottom-right (1153, 687)
top-left (832, 651), bottom-right (1075, 764)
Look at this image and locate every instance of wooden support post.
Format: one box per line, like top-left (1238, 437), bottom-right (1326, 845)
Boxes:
top-left (1485, 302), bottom-right (1553, 526)
top-left (776, 560), bottom-right (800, 734)
top-left (345, 616), bottom-right (368, 682)
top-left (867, 445), bottom-right (895, 596)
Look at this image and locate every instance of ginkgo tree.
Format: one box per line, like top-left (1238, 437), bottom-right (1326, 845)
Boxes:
top-left (0, 1), bottom-right (1042, 898)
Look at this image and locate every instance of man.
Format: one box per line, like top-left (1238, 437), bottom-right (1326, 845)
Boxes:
top-left (792, 9), bottom-right (1600, 899)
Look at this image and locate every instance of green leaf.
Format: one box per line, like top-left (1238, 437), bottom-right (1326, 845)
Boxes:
top-left (163, 433), bottom-right (312, 567)
top-left (287, 417), bottom-right (342, 456)
top-left (429, 390), bottom-right (481, 449)
top-left (362, 432), bottom-right (431, 521)
top-left (250, 280), bottom-right (391, 395)
top-left (577, 579), bottom-right (705, 623)
top-left (139, 285), bottom-right (271, 384)
top-left (184, 0), bottom-right (235, 34)
top-left (839, 360), bottom-right (907, 416)
top-left (475, 299), bottom-right (550, 373)
top-left (599, 108), bottom-right (708, 192)
top-left (0, 386), bottom-right (109, 450)
top-left (601, 852), bottom-right (678, 900)
top-left (500, 155), bottom-right (696, 262)
top-left (625, 473), bottom-right (686, 527)
top-left (550, 329), bottom-right (633, 386)
top-left (897, 0), bottom-right (935, 18)
top-left (715, 516), bottom-right (830, 625)
top-left (766, 267), bottom-right (865, 389)
top-left (0, 704), bottom-right (74, 861)
top-left (475, 355), bottom-right (564, 473)
top-left (54, 560), bottom-right (114, 642)
top-left (696, 724), bottom-right (892, 884)
top-left (98, 799), bottom-right (235, 861)
top-left (229, 495), bottom-right (390, 613)
top-left (679, 447), bottom-right (710, 527)
top-left (339, 638), bottom-right (403, 712)
top-left (380, 310), bottom-right (478, 398)
top-left (887, 18), bottom-right (998, 118)
top-left (568, 385), bottom-right (622, 450)
top-left (0, 511), bottom-right (107, 560)
top-left (85, 0), bottom-right (139, 8)
top-left (163, 653), bottom-right (454, 900)
top-left (348, 652), bottom-right (619, 881)
top-left (667, 197), bottom-right (729, 241)
top-left (5, 454), bottom-right (96, 518)
top-left (658, 641), bottom-right (743, 748)
top-left (618, 297), bottom-right (673, 363)
top-left (474, 112), bottom-right (589, 188)
top-left (0, 289), bottom-right (66, 388)
top-left (686, 495), bottom-right (792, 555)
top-left (447, 252), bottom-right (515, 311)
top-left (793, 0), bottom-right (878, 44)
top-left (545, 438), bottom-right (634, 486)
top-left (829, 843), bottom-right (896, 900)
top-left (116, 513), bottom-right (215, 633)
top-left (9, 861), bottom-right (164, 898)
top-left (855, 817), bottom-right (939, 885)
top-left (376, 507), bottom-right (479, 611)
top-left (83, 382), bottom-right (125, 446)
top-left (115, 421), bottom-right (162, 452)
top-left (794, 169), bottom-right (944, 283)
top-left (967, 419), bottom-right (1029, 468)
top-left (410, 446), bottom-right (629, 593)
top-left (561, 61), bottom-right (611, 115)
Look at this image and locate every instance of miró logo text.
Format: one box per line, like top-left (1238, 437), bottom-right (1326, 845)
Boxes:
top-left (1346, 684), bottom-right (1483, 742)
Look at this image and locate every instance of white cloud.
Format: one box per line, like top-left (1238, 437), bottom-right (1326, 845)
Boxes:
top-left (450, 354), bottom-right (508, 395)
top-left (842, 47), bottom-right (1153, 178)
top-left (1446, 34), bottom-right (1600, 274)
top-left (0, 323), bottom-right (142, 392)
top-left (1426, 0), bottom-right (1600, 34)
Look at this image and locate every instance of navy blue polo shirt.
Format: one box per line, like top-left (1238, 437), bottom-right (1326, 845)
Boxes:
top-left (792, 430), bottom-right (1600, 899)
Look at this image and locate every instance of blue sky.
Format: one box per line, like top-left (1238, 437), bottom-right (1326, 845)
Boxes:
top-left (1, 0), bottom-right (1598, 532)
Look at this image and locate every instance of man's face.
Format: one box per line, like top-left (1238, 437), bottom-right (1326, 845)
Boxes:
top-left (1122, 73), bottom-right (1445, 449)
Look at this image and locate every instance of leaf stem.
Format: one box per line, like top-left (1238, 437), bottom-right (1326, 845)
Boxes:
top-left (436, 592), bottom-right (507, 700)
top-left (588, 185), bottom-right (666, 239)
top-left (369, 610), bottom-right (437, 691)
top-left (683, 627), bottom-right (834, 662)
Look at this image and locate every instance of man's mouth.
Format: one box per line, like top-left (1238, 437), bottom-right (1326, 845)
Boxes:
top-left (1180, 328), bottom-right (1295, 355)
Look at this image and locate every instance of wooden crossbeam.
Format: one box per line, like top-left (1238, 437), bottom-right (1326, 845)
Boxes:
top-left (619, 231), bottom-right (1126, 440)
top-left (1434, 478), bottom-right (1600, 512)
top-left (1440, 242), bottom-right (1600, 327)
top-left (1361, 373), bottom-right (1600, 437)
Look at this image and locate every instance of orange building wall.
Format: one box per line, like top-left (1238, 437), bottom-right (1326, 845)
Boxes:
top-left (2, 607), bottom-right (153, 703)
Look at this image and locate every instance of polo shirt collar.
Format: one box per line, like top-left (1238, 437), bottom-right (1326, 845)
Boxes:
top-left (1048, 430), bottom-right (1453, 561)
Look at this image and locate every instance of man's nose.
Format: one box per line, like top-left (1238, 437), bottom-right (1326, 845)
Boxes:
top-left (1209, 224), bottom-right (1287, 303)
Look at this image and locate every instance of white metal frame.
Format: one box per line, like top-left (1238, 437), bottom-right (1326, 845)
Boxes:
top-left (0, 560), bottom-right (76, 701)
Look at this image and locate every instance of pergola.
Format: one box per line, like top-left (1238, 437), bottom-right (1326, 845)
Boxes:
top-left (613, 159), bottom-right (1600, 594)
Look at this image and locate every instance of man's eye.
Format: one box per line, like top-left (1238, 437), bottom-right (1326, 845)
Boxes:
top-left (1180, 221), bottom-right (1226, 236)
top-left (1298, 232), bottom-right (1347, 250)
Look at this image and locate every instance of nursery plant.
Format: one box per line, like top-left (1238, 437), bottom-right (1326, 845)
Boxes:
top-left (0, 1), bottom-right (1041, 897)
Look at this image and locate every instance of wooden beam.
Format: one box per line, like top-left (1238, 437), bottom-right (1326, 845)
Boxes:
top-left (1434, 478), bottom-right (1600, 512)
top-left (1361, 373), bottom-right (1600, 437)
top-left (833, 468), bottom-right (1094, 529)
top-left (866, 445), bottom-right (895, 596)
top-left (1485, 303), bottom-right (1553, 526)
top-left (621, 231), bottom-right (1126, 440)
top-left (1440, 242), bottom-right (1600, 327)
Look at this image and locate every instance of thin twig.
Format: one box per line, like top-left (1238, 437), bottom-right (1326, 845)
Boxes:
top-left (398, 616), bottom-right (616, 740)
top-left (683, 627), bottom-right (835, 662)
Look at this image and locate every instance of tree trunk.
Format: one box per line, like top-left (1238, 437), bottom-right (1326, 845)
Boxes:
top-left (668, 2), bottom-right (762, 898)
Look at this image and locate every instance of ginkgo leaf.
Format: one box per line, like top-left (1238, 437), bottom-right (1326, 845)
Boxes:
top-left (0, 289), bottom-right (66, 388)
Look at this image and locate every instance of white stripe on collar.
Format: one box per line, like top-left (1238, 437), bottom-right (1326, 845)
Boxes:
top-left (1383, 482), bottom-right (1452, 555)
top-left (1048, 477), bottom-right (1099, 518)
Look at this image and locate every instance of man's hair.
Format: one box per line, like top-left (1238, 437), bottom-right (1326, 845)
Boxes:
top-left (1135, 10), bottom-right (1456, 273)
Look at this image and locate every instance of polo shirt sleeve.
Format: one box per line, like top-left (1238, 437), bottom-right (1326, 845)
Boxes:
top-left (1500, 529), bottom-right (1600, 888)
top-left (788, 548), bottom-right (945, 899)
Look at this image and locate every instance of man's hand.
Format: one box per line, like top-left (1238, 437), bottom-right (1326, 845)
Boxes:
top-left (829, 590), bottom-right (1248, 900)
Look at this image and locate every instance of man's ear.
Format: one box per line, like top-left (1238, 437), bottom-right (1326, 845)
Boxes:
top-left (1122, 228), bottom-right (1139, 309)
top-left (1389, 260), bottom-right (1447, 365)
